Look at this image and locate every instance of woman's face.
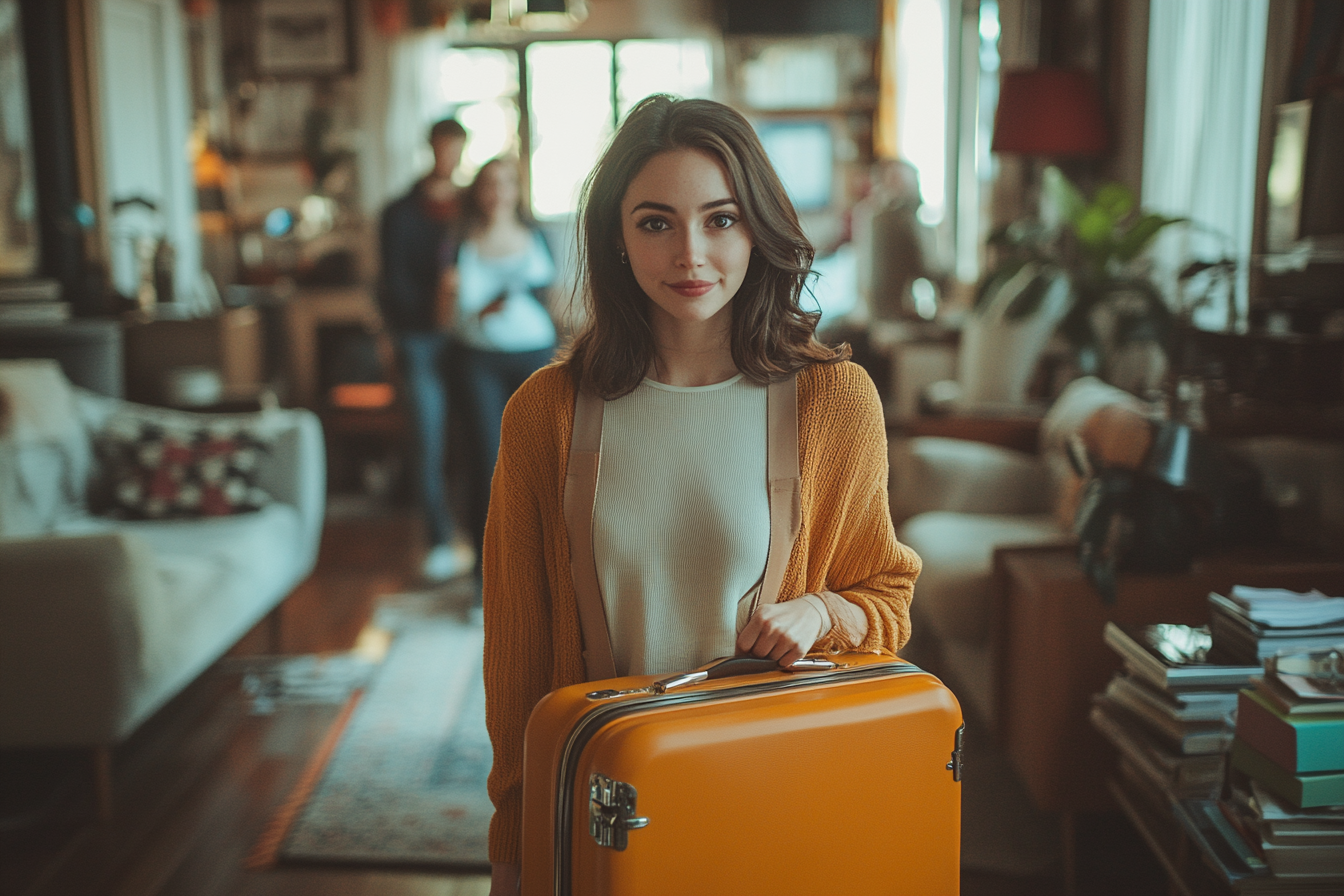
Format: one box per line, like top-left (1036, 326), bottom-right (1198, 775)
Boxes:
top-left (475, 163), bottom-right (518, 217)
top-left (619, 148), bottom-right (754, 331)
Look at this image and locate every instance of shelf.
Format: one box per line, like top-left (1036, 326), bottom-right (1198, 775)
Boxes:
top-left (1108, 778), bottom-right (1203, 896)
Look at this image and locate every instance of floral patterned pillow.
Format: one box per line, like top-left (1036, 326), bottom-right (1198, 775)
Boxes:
top-left (95, 417), bottom-right (271, 519)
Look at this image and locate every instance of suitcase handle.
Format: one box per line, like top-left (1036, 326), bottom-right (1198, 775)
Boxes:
top-left (653, 656), bottom-right (837, 693)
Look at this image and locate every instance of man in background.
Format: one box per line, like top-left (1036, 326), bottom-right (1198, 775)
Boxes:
top-left (378, 118), bottom-right (475, 582)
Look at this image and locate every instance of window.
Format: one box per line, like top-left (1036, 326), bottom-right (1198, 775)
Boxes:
top-left (895, 0), bottom-right (948, 226)
top-left (525, 41), bottom-right (613, 219)
top-left (437, 47), bottom-right (521, 182)
top-left (885, 0), bottom-right (1001, 283)
top-left (615, 39), bottom-right (713, 119)
top-left (434, 38), bottom-right (714, 220)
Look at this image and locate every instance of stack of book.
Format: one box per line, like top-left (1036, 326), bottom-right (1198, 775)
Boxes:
top-left (1165, 649), bottom-right (1344, 894)
top-left (1093, 622), bottom-right (1259, 804)
top-left (1210, 586), bottom-right (1344, 665)
top-left (0, 278), bottom-right (67, 324)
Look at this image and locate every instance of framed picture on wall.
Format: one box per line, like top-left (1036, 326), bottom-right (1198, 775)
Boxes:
top-left (255, 0), bottom-right (354, 78)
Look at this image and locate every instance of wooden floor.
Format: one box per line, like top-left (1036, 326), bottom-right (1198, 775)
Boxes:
top-left (0, 499), bottom-right (1163, 896)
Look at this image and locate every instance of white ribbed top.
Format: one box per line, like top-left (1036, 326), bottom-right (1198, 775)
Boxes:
top-left (592, 374), bottom-right (770, 676)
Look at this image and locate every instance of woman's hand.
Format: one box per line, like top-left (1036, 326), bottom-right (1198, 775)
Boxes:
top-left (490, 861), bottom-right (521, 896)
top-left (435, 268), bottom-right (460, 330)
top-left (736, 595), bottom-right (831, 667)
top-left (479, 290), bottom-right (508, 321)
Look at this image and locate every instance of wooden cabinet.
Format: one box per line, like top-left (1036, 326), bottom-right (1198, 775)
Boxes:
top-left (282, 286), bottom-right (384, 408)
top-left (122, 307), bottom-right (263, 406)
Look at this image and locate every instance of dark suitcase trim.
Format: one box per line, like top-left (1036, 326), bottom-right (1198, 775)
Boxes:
top-left (551, 661), bottom-right (930, 896)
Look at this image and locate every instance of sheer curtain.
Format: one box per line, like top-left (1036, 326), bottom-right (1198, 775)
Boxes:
top-left (1142, 0), bottom-right (1269, 330)
top-left (378, 31), bottom-right (450, 204)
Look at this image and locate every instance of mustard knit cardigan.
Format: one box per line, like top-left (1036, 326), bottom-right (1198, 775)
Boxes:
top-left (482, 359), bottom-right (922, 864)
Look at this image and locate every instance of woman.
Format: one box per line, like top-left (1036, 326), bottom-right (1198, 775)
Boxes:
top-left (449, 157), bottom-right (559, 564)
top-left (482, 95), bottom-right (921, 894)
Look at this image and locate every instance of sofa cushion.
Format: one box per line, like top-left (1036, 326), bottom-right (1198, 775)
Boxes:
top-left (94, 416), bottom-right (272, 519)
top-left (117, 504), bottom-right (306, 714)
top-left (889, 436), bottom-right (1052, 528)
top-left (900, 511), bottom-right (1064, 646)
top-left (0, 360), bottom-right (93, 537)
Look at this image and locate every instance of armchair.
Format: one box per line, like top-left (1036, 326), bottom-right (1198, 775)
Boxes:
top-left (891, 377), bottom-right (1151, 728)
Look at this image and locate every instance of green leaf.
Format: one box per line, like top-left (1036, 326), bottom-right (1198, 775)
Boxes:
top-left (1001, 270), bottom-right (1054, 320)
top-left (1075, 207), bottom-right (1115, 250)
top-left (986, 222), bottom-right (1015, 246)
top-left (972, 259), bottom-right (1027, 312)
top-left (1093, 183), bottom-right (1135, 220)
top-left (1115, 213), bottom-right (1185, 262)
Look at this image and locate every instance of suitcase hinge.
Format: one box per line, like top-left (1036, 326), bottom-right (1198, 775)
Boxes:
top-left (947, 723), bottom-right (965, 782)
top-left (589, 773), bottom-right (649, 850)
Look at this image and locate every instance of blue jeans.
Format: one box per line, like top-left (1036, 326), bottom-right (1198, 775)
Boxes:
top-left (396, 332), bottom-right (461, 548)
top-left (457, 344), bottom-right (555, 555)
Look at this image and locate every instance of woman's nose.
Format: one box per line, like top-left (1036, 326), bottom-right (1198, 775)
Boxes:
top-left (674, 229), bottom-right (706, 269)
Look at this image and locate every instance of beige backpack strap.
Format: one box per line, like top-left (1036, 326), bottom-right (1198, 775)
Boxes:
top-left (563, 382), bottom-right (617, 681)
top-left (753, 372), bottom-right (802, 614)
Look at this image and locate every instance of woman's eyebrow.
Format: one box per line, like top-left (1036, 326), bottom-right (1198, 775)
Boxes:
top-left (629, 198), bottom-right (739, 215)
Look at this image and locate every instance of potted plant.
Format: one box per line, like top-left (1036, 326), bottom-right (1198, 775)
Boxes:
top-left (974, 167), bottom-right (1185, 395)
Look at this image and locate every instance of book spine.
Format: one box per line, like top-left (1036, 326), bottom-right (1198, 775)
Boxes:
top-left (1231, 740), bottom-right (1344, 809)
top-left (1237, 689), bottom-right (1344, 774)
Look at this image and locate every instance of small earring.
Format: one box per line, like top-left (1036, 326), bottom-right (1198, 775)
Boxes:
top-left (619, 249), bottom-right (628, 265)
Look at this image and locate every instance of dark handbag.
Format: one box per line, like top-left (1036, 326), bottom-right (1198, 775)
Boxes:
top-left (1073, 420), bottom-right (1274, 603)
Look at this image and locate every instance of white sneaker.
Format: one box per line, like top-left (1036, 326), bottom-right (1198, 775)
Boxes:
top-left (422, 543), bottom-right (475, 582)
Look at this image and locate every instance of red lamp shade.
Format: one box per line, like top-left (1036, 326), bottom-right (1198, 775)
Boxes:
top-left (992, 67), bottom-right (1110, 157)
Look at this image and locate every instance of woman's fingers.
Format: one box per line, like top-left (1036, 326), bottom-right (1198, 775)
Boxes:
top-left (736, 599), bottom-right (823, 665)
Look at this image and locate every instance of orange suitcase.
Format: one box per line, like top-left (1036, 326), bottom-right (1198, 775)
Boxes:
top-left (519, 653), bottom-right (963, 896)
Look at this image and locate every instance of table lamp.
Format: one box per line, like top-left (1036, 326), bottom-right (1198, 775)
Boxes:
top-left (992, 66), bottom-right (1110, 158)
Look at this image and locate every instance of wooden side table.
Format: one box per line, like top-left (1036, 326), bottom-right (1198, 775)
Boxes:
top-left (994, 545), bottom-right (1344, 816)
top-left (894, 409), bottom-right (1045, 454)
top-left (993, 546), bottom-right (1344, 893)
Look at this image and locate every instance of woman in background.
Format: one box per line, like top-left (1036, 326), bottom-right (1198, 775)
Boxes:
top-left (448, 157), bottom-right (559, 567)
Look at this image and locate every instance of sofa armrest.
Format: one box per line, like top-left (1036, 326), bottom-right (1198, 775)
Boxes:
top-left (0, 531), bottom-right (163, 745)
top-left (253, 408), bottom-right (326, 581)
top-left (889, 435), bottom-right (1054, 528)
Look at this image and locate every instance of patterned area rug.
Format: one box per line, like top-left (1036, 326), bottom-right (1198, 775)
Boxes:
top-left (274, 590), bottom-right (492, 869)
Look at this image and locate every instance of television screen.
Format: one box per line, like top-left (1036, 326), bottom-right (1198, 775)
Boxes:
top-left (755, 120), bottom-right (834, 211)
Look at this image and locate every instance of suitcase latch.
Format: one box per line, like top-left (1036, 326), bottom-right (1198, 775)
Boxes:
top-left (589, 773), bottom-right (649, 850)
top-left (947, 723), bottom-right (965, 781)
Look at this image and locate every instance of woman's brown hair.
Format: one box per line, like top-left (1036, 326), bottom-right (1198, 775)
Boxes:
top-left (461, 156), bottom-right (531, 232)
top-left (561, 94), bottom-right (848, 398)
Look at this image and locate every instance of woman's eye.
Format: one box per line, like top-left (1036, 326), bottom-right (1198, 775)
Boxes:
top-left (709, 213), bottom-right (737, 229)
top-left (638, 217), bottom-right (670, 232)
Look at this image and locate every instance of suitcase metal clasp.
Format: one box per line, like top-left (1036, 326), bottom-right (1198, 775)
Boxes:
top-left (589, 773), bottom-right (649, 850)
top-left (947, 723), bottom-right (965, 781)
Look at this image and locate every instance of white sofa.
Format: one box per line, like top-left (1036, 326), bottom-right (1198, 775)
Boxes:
top-left (0, 360), bottom-right (325, 758)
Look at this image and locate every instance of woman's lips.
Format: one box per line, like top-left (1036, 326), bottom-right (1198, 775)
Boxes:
top-left (667, 280), bottom-right (715, 297)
